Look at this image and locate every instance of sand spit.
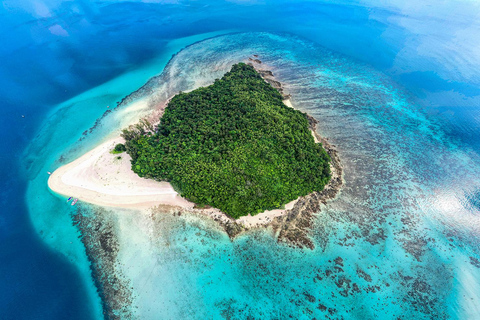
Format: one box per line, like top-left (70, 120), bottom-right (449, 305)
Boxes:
top-left (49, 57), bottom-right (343, 249)
top-left (48, 137), bottom-right (193, 209)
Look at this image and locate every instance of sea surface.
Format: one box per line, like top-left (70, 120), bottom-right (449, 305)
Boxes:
top-left (1, 1), bottom-right (480, 319)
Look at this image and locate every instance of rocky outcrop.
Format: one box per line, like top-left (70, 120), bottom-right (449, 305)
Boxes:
top-left (248, 59), bottom-right (291, 100)
top-left (248, 57), bottom-right (262, 64)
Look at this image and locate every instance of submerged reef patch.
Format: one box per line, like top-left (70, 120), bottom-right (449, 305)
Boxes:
top-left (73, 206), bottom-right (134, 320)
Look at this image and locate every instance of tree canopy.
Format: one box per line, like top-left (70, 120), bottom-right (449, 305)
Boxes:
top-left (122, 63), bottom-right (330, 218)
top-left (112, 143), bottom-right (126, 154)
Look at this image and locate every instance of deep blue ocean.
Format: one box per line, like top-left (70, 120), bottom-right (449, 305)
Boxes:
top-left (1, 1), bottom-right (480, 319)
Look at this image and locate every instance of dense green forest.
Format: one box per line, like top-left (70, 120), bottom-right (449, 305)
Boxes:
top-left (122, 63), bottom-right (330, 218)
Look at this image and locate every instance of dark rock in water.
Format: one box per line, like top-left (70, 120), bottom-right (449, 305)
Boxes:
top-left (271, 196), bottom-right (317, 249)
top-left (334, 257), bottom-right (344, 267)
top-left (413, 280), bottom-right (429, 293)
top-left (305, 114), bottom-right (318, 129)
top-left (248, 57), bottom-right (262, 64)
top-left (352, 283), bottom-right (361, 293)
top-left (317, 304), bottom-right (327, 312)
top-left (221, 220), bottom-right (245, 239)
top-left (399, 236), bottom-right (427, 262)
top-left (303, 291), bottom-right (316, 303)
top-left (356, 268), bottom-right (372, 282)
top-left (334, 266), bottom-right (344, 273)
top-left (257, 69), bottom-right (274, 77)
top-left (470, 256), bottom-right (480, 268)
top-left (264, 78), bottom-right (282, 89)
top-left (328, 307), bottom-right (337, 315)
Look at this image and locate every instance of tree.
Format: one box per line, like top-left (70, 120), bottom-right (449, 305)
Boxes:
top-left (123, 63), bottom-right (331, 218)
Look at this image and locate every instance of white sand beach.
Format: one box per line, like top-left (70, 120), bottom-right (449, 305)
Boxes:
top-left (48, 137), bottom-right (193, 209)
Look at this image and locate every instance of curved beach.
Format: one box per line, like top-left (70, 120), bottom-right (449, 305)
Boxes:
top-left (48, 137), bottom-right (194, 209)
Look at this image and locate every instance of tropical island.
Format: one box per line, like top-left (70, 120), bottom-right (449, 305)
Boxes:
top-left (48, 59), bottom-right (342, 248)
top-left (121, 63), bottom-right (331, 218)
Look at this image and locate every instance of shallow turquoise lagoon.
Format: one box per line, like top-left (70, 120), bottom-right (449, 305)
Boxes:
top-left (2, 1), bottom-right (480, 319)
top-left (24, 32), bottom-right (480, 319)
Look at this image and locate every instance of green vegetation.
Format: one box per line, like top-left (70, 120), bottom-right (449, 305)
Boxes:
top-left (111, 143), bottom-right (126, 154)
top-left (122, 63), bottom-right (330, 218)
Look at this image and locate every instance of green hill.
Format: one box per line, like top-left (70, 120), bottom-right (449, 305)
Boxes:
top-left (122, 63), bottom-right (331, 218)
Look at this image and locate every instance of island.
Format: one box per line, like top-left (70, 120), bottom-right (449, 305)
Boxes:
top-left (48, 59), bottom-right (342, 249)
top-left (121, 63), bottom-right (331, 218)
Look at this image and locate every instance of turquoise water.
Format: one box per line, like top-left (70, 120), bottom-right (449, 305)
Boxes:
top-left (47, 33), bottom-right (480, 319)
top-left (11, 30), bottom-right (238, 319)
top-left (2, 1), bottom-right (480, 319)
top-left (119, 33), bottom-right (480, 319)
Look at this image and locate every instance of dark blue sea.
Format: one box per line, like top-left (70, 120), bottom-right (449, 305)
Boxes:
top-left (1, 1), bottom-right (480, 319)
